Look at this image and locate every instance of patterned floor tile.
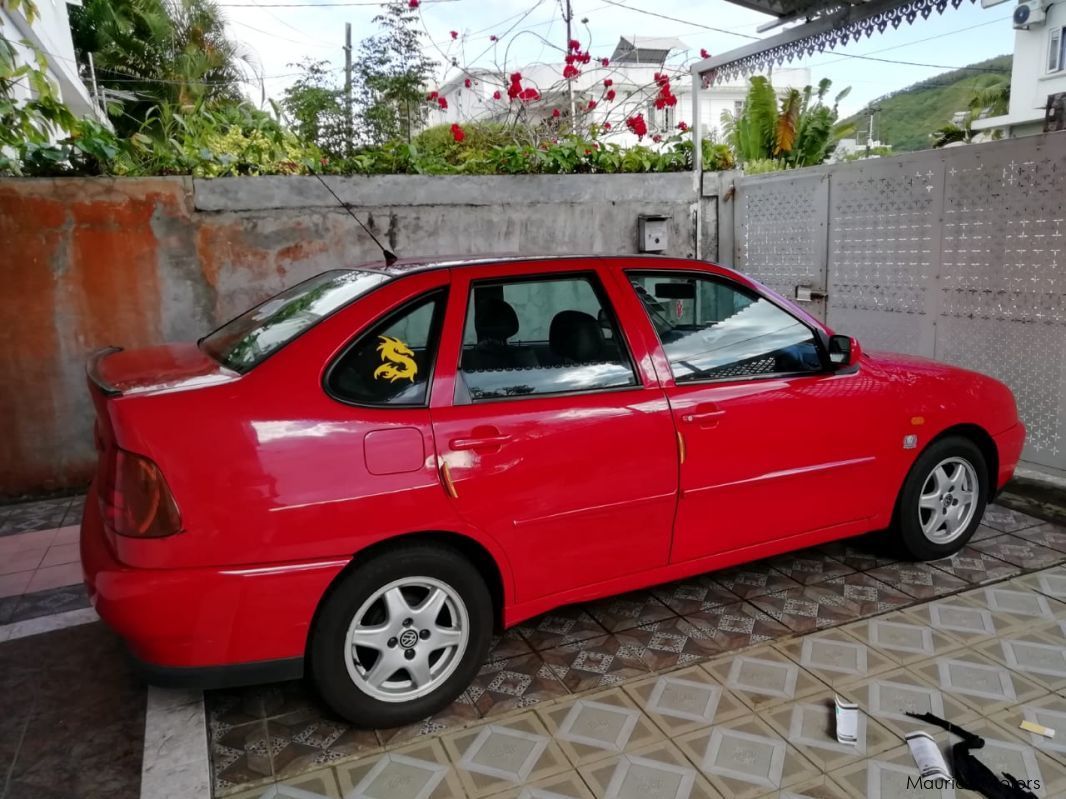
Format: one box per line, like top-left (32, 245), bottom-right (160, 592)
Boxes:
top-left (490, 769), bottom-right (596, 798)
top-left (537, 688), bottom-right (663, 766)
top-left (941, 716), bottom-right (1066, 797)
top-left (653, 573), bottom-right (742, 615)
top-left (623, 665), bottom-right (749, 738)
top-left (335, 737), bottom-right (463, 799)
top-left (969, 534), bottom-right (1065, 570)
top-left (466, 653), bottom-right (568, 718)
top-left (774, 628), bottom-right (895, 688)
top-left (540, 635), bottom-right (650, 694)
top-left (614, 616), bottom-right (727, 671)
top-left (1010, 521), bottom-right (1066, 553)
top-left (912, 650), bottom-right (1048, 717)
top-left (266, 709), bottom-right (381, 779)
top-left (828, 742), bottom-right (956, 799)
top-left (702, 645), bottom-right (830, 712)
top-left (973, 631), bottom-right (1066, 693)
top-left (749, 586), bottom-right (859, 634)
top-left (902, 596), bottom-right (1000, 644)
top-left (0, 497), bottom-right (73, 536)
top-left (211, 720), bottom-right (275, 796)
top-left (62, 495), bottom-right (86, 527)
top-left (835, 668), bottom-right (978, 739)
top-left (926, 545), bottom-right (1020, 585)
top-left (377, 692), bottom-right (480, 749)
top-left (863, 562), bottom-right (968, 601)
top-left (680, 600), bottom-right (793, 649)
top-left (971, 523), bottom-right (1003, 542)
top-left (582, 590), bottom-right (675, 634)
top-left (815, 536), bottom-right (899, 571)
top-left (981, 503), bottom-right (1045, 533)
top-left (516, 606), bottom-right (607, 651)
top-left (708, 563), bottom-right (804, 600)
top-left (5, 583), bottom-right (90, 623)
top-left (988, 693), bottom-right (1066, 768)
top-left (843, 615), bottom-right (964, 665)
top-left (763, 550), bottom-right (855, 586)
top-left (228, 767), bottom-right (342, 799)
top-left (675, 715), bottom-right (820, 799)
top-left (208, 681), bottom-right (316, 728)
top-left (488, 629), bottom-right (537, 663)
top-left (776, 775), bottom-right (856, 799)
top-left (763, 690), bottom-right (899, 772)
top-left (443, 713), bottom-right (570, 798)
top-left (962, 584), bottom-right (1065, 633)
top-left (578, 740), bottom-right (720, 799)
top-left (1011, 566), bottom-right (1066, 601)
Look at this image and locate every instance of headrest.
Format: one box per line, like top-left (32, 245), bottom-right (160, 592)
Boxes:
top-left (549, 310), bottom-right (603, 363)
top-left (474, 298), bottom-right (519, 342)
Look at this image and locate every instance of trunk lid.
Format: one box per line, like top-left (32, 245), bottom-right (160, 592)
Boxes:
top-left (87, 343), bottom-right (239, 398)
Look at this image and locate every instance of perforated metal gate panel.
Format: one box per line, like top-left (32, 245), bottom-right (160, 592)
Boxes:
top-left (729, 134), bottom-right (1066, 472)
top-left (734, 171), bottom-right (829, 320)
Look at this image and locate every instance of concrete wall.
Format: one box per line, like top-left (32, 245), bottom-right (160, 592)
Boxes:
top-left (0, 174), bottom-right (699, 498)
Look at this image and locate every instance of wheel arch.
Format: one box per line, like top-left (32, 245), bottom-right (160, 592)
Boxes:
top-left (309, 530), bottom-right (509, 656)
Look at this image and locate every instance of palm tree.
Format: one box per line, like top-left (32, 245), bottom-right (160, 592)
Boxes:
top-left (721, 76), bottom-right (853, 170)
top-left (70, 0), bottom-right (258, 135)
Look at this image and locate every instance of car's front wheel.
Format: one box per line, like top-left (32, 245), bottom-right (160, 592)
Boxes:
top-left (309, 544), bottom-right (492, 728)
top-left (896, 435), bottom-right (988, 560)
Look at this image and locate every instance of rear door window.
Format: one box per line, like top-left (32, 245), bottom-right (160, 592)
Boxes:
top-left (457, 274), bottom-right (637, 402)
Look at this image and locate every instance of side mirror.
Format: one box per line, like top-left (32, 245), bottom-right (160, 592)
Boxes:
top-left (828, 334), bottom-right (862, 367)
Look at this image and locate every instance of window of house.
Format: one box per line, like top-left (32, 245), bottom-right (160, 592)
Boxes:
top-left (627, 273), bottom-right (824, 382)
top-left (326, 290), bottom-right (446, 406)
top-left (457, 275), bottom-right (637, 402)
top-left (1050, 26), bottom-right (1064, 73)
top-left (733, 100), bottom-right (744, 117)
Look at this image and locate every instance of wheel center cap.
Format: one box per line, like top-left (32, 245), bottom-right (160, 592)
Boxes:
top-left (399, 629), bottom-right (419, 649)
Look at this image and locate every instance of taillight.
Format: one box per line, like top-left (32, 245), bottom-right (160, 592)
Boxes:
top-left (99, 448), bottom-right (182, 537)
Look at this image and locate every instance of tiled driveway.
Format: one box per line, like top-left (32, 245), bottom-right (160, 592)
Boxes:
top-left (200, 504), bottom-right (1066, 799)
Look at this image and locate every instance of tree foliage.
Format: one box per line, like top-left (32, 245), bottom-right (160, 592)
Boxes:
top-left (722, 76), bottom-right (852, 170)
top-left (281, 58), bottom-right (348, 159)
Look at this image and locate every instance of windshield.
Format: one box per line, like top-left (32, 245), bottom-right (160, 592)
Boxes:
top-left (201, 270), bottom-right (390, 372)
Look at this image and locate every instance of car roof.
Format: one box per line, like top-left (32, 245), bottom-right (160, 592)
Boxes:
top-left (362, 253), bottom-right (684, 276)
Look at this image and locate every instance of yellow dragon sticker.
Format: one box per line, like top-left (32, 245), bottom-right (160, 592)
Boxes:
top-left (374, 336), bottom-right (418, 383)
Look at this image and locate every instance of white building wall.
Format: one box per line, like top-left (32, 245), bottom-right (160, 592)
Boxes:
top-left (1, 1), bottom-right (103, 123)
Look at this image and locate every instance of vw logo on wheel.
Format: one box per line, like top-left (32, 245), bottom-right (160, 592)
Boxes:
top-left (399, 629), bottom-right (419, 649)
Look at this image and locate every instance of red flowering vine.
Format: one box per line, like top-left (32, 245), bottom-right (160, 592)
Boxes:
top-left (562, 64), bottom-right (580, 80)
top-left (450, 30), bottom-right (458, 40)
top-left (626, 113), bottom-right (647, 139)
top-left (600, 58), bottom-right (609, 66)
top-left (450, 123), bottom-right (465, 142)
top-left (492, 90), bottom-right (502, 100)
top-left (552, 108), bottom-right (561, 118)
top-left (408, 0), bottom-right (419, 7)
top-left (437, 96), bottom-right (448, 110)
top-left (700, 48), bottom-right (710, 59)
top-left (603, 78), bottom-right (612, 87)
top-left (464, 78), bottom-right (471, 88)
top-left (603, 122), bottom-right (612, 130)
top-left (652, 134), bottom-right (662, 143)
top-left (507, 72), bottom-right (522, 100)
top-left (605, 89), bottom-right (616, 102)
top-left (653, 73), bottom-right (677, 110)
top-left (426, 90), bottom-right (438, 100)
top-left (489, 34), bottom-right (497, 42)
top-left (677, 121), bottom-right (689, 132)
top-left (586, 100), bottom-right (597, 111)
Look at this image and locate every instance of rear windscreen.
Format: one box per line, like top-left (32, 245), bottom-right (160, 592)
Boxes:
top-left (200, 270), bottom-right (390, 372)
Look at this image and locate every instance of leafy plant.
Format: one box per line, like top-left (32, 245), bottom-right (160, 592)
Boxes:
top-left (722, 76), bottom-right (851, 171)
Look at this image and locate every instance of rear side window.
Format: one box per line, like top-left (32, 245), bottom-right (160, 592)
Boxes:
top-left (457, 274), bottom-right (637, 402)
top-left (327, 291), bottom-right (446, 406)
top-left (628, 272), bottom-right (823, 382)
top-left (201, 270), bottom-right (390, 373)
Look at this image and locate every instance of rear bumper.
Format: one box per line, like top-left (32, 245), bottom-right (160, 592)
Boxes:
top-left (80, 485), bottom-right (348, 679)
top-left (993, 422), bottom-right (1026, 490)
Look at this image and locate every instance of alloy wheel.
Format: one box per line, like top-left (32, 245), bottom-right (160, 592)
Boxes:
top-left (917, 456), bottom-right (979, 544)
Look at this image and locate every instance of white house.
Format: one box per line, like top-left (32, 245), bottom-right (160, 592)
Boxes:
top-left (425, 36), bottom-right (810, 148)
top-left (971, 0), bottom-right (1066, 137)
top-left (1, 0), bottom-right (107, 128)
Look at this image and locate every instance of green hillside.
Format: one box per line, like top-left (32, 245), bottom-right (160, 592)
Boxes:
top-left (841, 55), bottom-right (1012, 152)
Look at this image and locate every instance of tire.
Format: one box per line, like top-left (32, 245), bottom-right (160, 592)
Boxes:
top-left (895, 435), bottom-right (988, 561)
top-left (309, 544), bottom-right (492, 728)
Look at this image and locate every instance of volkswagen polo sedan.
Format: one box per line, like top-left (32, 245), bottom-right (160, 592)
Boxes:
top-left (81, 255), bottom-right (1025, 727)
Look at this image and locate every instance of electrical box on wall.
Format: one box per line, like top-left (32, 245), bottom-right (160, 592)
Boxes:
top-left (638, 215), bottom-right (668, 252)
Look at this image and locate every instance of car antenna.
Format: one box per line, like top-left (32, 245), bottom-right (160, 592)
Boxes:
top-left (309, 169), bottom-right (398, 267)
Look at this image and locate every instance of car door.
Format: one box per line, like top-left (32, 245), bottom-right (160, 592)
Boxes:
top-left (429, 260), bottom-right (679, 602)
top-left (618, 268), bottom-right (883, 565)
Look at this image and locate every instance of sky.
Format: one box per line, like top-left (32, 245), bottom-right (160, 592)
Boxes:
top-left (216, 0), bottom-right (1017, 119)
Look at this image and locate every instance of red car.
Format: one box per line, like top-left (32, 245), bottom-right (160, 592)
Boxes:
top-left (81, 255), bottom-right (1025, 726)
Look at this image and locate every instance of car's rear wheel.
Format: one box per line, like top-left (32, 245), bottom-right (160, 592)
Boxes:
top-left (309, 544), bottom-right (492, 728)
top-left (895, 436), bottom-right (988, 561)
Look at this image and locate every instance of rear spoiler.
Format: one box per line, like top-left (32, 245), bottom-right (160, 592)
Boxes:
top-left (87, 346), bottom-right (124, 397)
